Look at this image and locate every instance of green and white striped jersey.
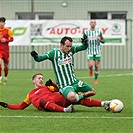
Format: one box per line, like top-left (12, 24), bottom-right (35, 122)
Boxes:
top-left (47, 48), bottom-right (77, 89)
top-left (84, 29), bottom-right (103, 55)
top-left (35, 44), bottom-right (87, 90)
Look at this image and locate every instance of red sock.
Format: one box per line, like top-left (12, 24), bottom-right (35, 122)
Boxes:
top-left (45, 101), bottom-right (64, 112)
top-left (0, 65), bottom-right (2, 77)
top-left (80, 98), bottom-right (102, 107)
top-left (4, 66), bottom-right (8, 77)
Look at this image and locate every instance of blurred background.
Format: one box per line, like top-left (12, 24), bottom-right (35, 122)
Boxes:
top-left (0, 0), bottom-right (132, 70)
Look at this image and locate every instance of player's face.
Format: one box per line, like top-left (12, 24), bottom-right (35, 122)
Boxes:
top-left (60, 39), bottom-right (72, 54)
top-left (32, 75), bottom-right (44, 88)
top-left (0, 22), bottom-right (5, 28)
top-left (90, 20), bottom-right (96, 29)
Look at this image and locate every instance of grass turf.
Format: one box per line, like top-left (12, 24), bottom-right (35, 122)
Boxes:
top-left (0, 70), bottom-right (132, 133)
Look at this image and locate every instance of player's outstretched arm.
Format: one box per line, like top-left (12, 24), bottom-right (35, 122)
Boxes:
top-left (72, 35), bottom-right (88, 53)
top-left (30, 51), bottom-right (38, 58)
top-left (0, 101), bottom-right (29, 110)
top-left (100, 36), bottom-right (105, 44)
top-left (98, 31), bottom-right (105, 44)
top-left (81, 34), bottom-right (88, 45)
top-left (30, 51), bottom-right (49, 62)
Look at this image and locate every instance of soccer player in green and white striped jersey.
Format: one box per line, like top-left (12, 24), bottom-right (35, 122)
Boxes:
top-left (83, 19), bottom-right (105, 84)
top-left (30, 36), bottom-right (96, 103)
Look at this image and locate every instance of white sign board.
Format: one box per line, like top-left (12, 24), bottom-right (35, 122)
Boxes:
top-left (6, 20), bottom-right (126, 46)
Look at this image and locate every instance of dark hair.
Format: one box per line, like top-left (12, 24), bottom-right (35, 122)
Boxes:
top-left (0, 17), bottom-right (6, 22)
top-left (60, 36), bottom-right (73, 45)
top-left (32, 73), bottom-right (43, 80)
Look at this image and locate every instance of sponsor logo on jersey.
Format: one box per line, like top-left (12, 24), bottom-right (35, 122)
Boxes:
top-left (58, 57), bottom-right (72, 65)
top-left (34, 89), bottom-right (41, 94)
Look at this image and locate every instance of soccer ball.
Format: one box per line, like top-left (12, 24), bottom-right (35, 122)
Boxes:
top-left (110, 99), bottom-right (124, 113)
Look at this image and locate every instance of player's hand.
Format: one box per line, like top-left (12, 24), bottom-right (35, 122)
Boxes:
top-left (0, 102), bottom-right (7, 108)
top-left (97, 36), bottom-right (101, 41)
top-left (45, 79), bottom-right (53, 86)
top-left (0, 38), bottom-right (6, 43)
top-left (81, 34), bottom-right (88, 45)
top-left (30, 51), bottom-right (38, 58)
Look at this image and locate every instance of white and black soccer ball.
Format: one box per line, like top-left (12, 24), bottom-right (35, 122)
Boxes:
top-left (110, 99), bottom-right (124, 113)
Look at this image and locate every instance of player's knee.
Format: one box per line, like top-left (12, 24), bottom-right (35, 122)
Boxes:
top-left (39, 99), bottom-right (48, 109)
top-left (89, 66), bottom-right (93, 69)
top-left (92, 88), bottom-right (96, 95)
top-left (67, 92), bottom-right (77, 102)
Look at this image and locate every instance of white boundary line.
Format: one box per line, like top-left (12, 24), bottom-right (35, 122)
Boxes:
top-left (78, 73), bottom-right (132, 79)
top-left (0, 116), bottom-right (132, 119)
top-left (9, 73), bottom-right (132, 80)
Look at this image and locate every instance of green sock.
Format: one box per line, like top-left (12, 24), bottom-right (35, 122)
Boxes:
top-left (76, 94), bottom-right (84, 101)
top-left (95, 71), bottom-right (99, 79)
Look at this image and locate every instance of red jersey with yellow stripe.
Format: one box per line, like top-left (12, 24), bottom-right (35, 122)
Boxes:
top-left (0, 27), bottom-right (13, 54)
top-left (23, 86), bottom-right (70, 110)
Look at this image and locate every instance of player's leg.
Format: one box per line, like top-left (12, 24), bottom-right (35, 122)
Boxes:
top-left (3, 55), bottom-right (9, 85)
top-left (79, 98), bottom-right (102, 107)
top-left (75, 98), bottom-right (111, 111)
top-left (94, 57), bottom-right (100, 84)
top-left (76, 81), bottom-right (96, 97)
top-left (39, 99), bottom-right (73, 112)
top-left (3, 63), bottom-right (8, 84)
top-left (61, 86), bottom-right (84, 102)
top-left (87, 55), bottom-right (94, 77)
top-left (0, 58), bottom-right (2, 84)
top-left (54, 94), bottom-right (72, 107)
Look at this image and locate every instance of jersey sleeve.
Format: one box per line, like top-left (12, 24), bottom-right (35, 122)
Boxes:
top-left (47, 82), bottom-right (59, 92)
top-left (7, 101), bottom-right (29, 110)
top-left (34, 49), bottom-right (55, 62)
top-left (6, 28), bottom-right (14, 42)
top-left (7, 94), bottom-right (31, 110)
top-left (99, 30), bottom-right (105, 44)
top-left (23, 94), bottom-right (31, 105)
top-left (83, 30), bottom-right (88, 36)
top-left (71, 44), bottom-right (88, 54)
top-left (8, 28), bottom-right (13, 38)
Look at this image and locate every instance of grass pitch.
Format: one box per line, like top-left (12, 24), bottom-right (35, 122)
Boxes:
top-left (0, 70), bottom-right (132, 133)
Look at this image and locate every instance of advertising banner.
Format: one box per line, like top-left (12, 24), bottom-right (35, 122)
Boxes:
top-left (6, 20), bottom-right (30, 46)
top-left (6, 20), bottom-right (126, 46)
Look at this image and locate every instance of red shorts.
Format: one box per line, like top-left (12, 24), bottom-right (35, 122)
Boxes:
top-left (0, 51), bottom-right (9, 64)
top-left (31, 93), bottom-right (71, 110)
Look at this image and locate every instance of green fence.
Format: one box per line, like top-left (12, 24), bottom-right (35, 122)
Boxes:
top-left (9, 41), bottom-right (132, 70)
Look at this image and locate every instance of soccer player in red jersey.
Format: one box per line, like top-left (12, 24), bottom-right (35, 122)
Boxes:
top-left (0, 73), bottom-right (111, 112)
top-left (0, 17), bottom-right (14, 85)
